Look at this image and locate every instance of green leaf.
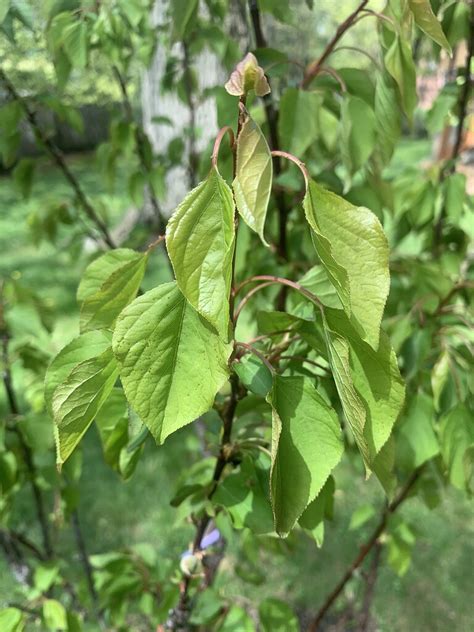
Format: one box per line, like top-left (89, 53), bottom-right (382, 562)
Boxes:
top-left (439, 405), bottom-right (474, 490)
top-left (387, 518), bottom-right (416, 576)
top-left (0, 608), bottom-right (24, 632)
top-left (112, 282), bottom-right (231, 443)
top-left (268, 375), bottom-right (343, 536)
top-left (431, 349), bottom-right (450, 411)
top-left (340, 95), bottom-right (376, 175)
top-left (77, 249), bottom-right (142, 302)
top-left (298, 266), bottom-right (343, 310)
top-left (189, 588), bottom-right (222, 625)
top-left (78, 249), bottom-right (148, 333)
top-left (384, 36), bottom-right (417, 123)
top-left (259, 598), bottom-right (298, 632)
top-left (170, 0), bottom-right (198, 39)
top-left (0, 2), bottom-right (10, 25)
top-left (219, 606), bottom-right (256, 631)
top-left (372, 435), bottom-right (397, 497)
top-left (52, 346), bottom-right (119, 465)
top-left (444, 172), bottom-right (466, 225)
top-left (34, 563), bottom-right (59, 593)
top-left (374, 72), bottom-right (402, 166)
top-left (322, 317), bottom-right (370, 465)
top-left (13, 158), bottom-right (35, 199)
top-left (42, 599), bottom-right (67, 631)
top-left (118, 0), bottom-right (145, 27)
top-left (233, 113), bottom-right (272, 245)
top-left (303, 179), bottom-right (390, 349)
top-left (166, 169), bottom-right (235, 338)
top-left (45, 330), bottom-right (112, 416)
top-left (213, 455), bottom-right (274, 535)
top-left (95, 388), bottom-right (128, 471)
top-left (259, 0), bottom-right (292, 23)
top-left (349, 504), bottom-right (376, 530)
top-left (278, 87), bottom-right (320, 156)
top-left (398, 392), bottom-right (439, 469)
top-left (323, 309), bottom-right (405, 474)
top-left (233, 354), bottom-right (272, 397)
top-left (298, 476), bottom-right (335, 547)
top-left (0, 451), bottom-right (17, 492)
top-left (408, 0), bottom-right (451, 53)
top-left (62, 19), bottom-right (88, 69)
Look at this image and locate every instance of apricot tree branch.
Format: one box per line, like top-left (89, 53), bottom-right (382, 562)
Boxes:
top-left (301, 0), bottom-right (369, 89)
top-left (307, 468), bottom-right (423, 632)
top-left (0, 68), bottom-right (116, 248)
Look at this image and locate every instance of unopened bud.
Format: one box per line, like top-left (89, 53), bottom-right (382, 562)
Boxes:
top-left (225, 53), bottom-right (270, 98)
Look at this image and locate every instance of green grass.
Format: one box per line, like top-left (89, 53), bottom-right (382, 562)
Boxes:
top-left (0, 147), bottom-right (473, 631)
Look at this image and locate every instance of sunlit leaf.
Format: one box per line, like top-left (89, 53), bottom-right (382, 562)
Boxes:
top-left (166, 169), bottom-right (235, 338)
top-left (52, 346), bottom-right (119, 465)
top-left (384, 36), bottom-right (417, 123)
top-left (233, 113), bottom-right (272, 245)
top-left (78, 249), bottom-right (148, 333)
top-left (303, 179), bottom-right (390, 349)
top-left (408, 0), bottom-right (451, 53)
top-left (112, 282), bottom-right (231, 443)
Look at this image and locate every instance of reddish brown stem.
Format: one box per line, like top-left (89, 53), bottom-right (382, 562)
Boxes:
top-left (211, 126), bottom-right (235, 169)
top-left (271, 150), bottom-right (309, 185)
top-left (234, 275), bottom-right (324, 311)
top-left (235, 341), bottom-right (275, 373)
top-left (233, 281), bottom-right (275, 323)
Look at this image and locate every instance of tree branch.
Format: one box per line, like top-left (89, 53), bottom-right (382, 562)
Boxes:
top-left (307, 468), bottom-right (423, 632)
top-left (71, 508), bottom-right (99, 612)
top-left (301, 0), bottom-right (369, 89)
top-left (1, 316), bottom-right (53, 560)
top-left (359, 541), bottom-right (382, 631)
top-left (0, 69), bottom-right (116, 249)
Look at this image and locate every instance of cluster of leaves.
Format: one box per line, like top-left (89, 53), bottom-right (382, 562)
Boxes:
top-left (0, 0), bottom-right (473, 630)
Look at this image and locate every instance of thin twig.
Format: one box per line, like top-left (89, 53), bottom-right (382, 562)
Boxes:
top-left (235, 341), bottom-right (275, 373)
top-left (1, 320), bottom-right (53, 560)
top-left (271, 150), bottom-right (309, 184)
top-left (233, 281), bottom-right (274, 323)
top-left (332, 46), bottom-right (381, 70)
top-left (307, 468), bottom-right (423, 632)
top-left (359, 542), bottom-right (382, 631)
top-left (70, 509), bottom-right (100, 613)
top-left (234, 275), bottom-right (324, 311)
top-left (211, 126), bottom-right (235, 169)
top-left (0, 69), bottom-right (116, 248)
top-left (301, 0), bottom-right (369, 89)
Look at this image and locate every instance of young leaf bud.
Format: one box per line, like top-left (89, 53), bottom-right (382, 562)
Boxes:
top-left (225, 53), bottom-right (270, 98)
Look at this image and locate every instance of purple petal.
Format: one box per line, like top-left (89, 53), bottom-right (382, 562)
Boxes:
top-left (200, 528), bottom-right (220, 549)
